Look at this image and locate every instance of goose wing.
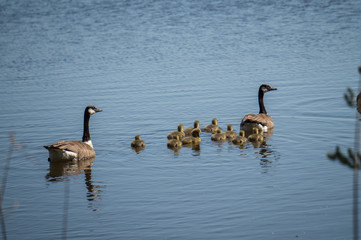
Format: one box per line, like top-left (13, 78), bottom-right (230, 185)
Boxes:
top-left (44, 140), bottom-right (95, 160)
top-left (241, 113), bottom-right (274, 128)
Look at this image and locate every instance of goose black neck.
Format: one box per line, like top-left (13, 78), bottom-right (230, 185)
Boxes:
top-left (82, 110), bottom-right (91, 142)
top-left (258, 88), bottom-right (267, 114)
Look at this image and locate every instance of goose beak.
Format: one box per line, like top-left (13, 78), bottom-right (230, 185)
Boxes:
top-left (95, 108), bottom-right (103, 112)
top-left (270, 87), bottom-right (277, 91)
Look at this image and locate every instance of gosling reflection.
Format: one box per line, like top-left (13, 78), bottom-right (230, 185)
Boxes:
top-left (255, 131), bottom-right (279, 172)
top-left (46, 157), bottom-right (103, 204)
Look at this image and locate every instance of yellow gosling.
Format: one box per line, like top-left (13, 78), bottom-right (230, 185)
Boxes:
top-left (204, 118), bottom-right (220, 133)
top-left (184, 120), bottom-right (200, 136)
top-left (167, 124), bottom-right (185, 140)
top-left (167, 135), bottom-right (182, 149)
top-left (211, 129), bottom-right (226, 142)
top-left (131, 135), bottom-right (145, 148)
top-left (232, 130), bottom-right (248, 145)
top-left (225, 124), bottom-right (237, 141)
top-left (182, 129), bottom-right (202, 146)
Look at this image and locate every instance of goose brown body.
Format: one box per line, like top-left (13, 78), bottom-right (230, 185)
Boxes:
top-left (241, 84), bottom-right (277, 132)
top-left (44, 106), bottom-right (102, 162)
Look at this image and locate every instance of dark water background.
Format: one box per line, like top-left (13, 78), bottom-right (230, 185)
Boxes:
top-left (1, 0), bottom-right (361, 239)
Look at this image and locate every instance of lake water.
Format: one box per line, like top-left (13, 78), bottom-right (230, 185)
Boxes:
top-left (1, 0), bottom-right (361, 239)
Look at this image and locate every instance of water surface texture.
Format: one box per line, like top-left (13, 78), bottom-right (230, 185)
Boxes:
top-left (1, 0), bottom-right (361, 239)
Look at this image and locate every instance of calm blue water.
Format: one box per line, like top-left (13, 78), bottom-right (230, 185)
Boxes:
top-left (1, 0), bottom-right (361, 239)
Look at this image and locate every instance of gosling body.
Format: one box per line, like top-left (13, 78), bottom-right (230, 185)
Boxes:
top-left (211, 129), bottom-right (226, 142)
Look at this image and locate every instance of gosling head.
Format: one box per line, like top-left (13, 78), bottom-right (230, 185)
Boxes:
top-left (239, 130), bottom-right (245, 137)
top-left (194, 120), bottom-right (200, 128)
top-left (212, 118), bottom-right (218, 125)
top-left (216, 129), bottom-right (223, 134)
top-left (252, 128), bottom-right (259, 134)
top-left (177, 124), bottom-right (184, 132)
top-left (135, 135), bottom-right (141, 141)
top-left (227, 124), bottom-right (233, 131)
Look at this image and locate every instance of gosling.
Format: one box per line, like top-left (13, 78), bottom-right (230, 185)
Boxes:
top-left (232, 130), bottom-right (248, 145)
top-left (182, 129), bottom-right (202, 146)
top-left (211, 129), bottom-right (226, 142)
top-left (184, 120), bottom-right (200, 136)
top-left (131, 135), bottom-right (145, 148)
top-left (225, 124), bottom-right (237, 141)
top-left (167, 135), bottom-right (182, 149)
top-left (248, 128), bottom-right (264, 143)
top-left (204, 118), bottom-right (220, 133)
top-left (167, 124), bottom-right (185, 140)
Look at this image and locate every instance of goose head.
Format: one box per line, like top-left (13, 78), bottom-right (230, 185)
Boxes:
top-left (86, 106), bottom-right (103, 115)
top-left (260, 84), bottom-right (277, 93)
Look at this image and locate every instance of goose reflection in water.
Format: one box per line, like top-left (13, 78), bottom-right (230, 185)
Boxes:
top-left (45, 157), bottom-right (103, 207)
top-left (253, 130), bottom-right (280, 172)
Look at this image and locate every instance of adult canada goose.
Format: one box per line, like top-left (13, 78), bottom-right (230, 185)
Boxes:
top-left (232, 130), bottom-right (248, 145)
top-left (225, 124), bottom-right (237, 141)
top-left (167, 135), bottom-right (182, 149)
top-left (248, 128), bottom-right (264, 143)
top-left (241, 84), bottom-right (277, 132)
top-left (44, 106), bottom-right (102, 162)
top-left (211, 129), bottom-right (226, 142)
top-left (182, 129), bottom-right (202, 146)
top-left (184, 120), bottom-right (200, 136)
top-left (204, 118), bottom-right (220, 133)
top-left (167, 124), bottom-right (185, 140)
top-left (131, 135), bottom-right (145, 148)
